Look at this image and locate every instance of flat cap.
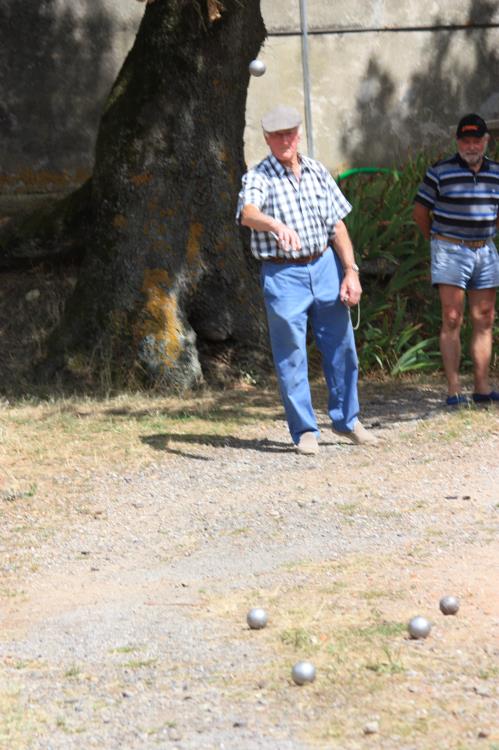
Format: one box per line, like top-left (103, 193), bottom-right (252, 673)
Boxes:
top-left (261, 105), bottom-right (302, 133)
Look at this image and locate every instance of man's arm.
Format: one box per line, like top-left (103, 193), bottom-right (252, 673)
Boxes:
top-left (241, 204), bottom-right (301, 252)
top-left (331, 220), bottom-right (362, 307)
top-left (413, 202), bottom-right (432, 240)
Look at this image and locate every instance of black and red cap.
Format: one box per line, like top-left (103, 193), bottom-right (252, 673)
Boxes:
top-left (456, 113), bottom-right (488, 139)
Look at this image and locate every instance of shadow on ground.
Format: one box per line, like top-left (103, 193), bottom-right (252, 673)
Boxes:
top-left (141, 433), bottom-right (290, 457)
top-left (140, 378), bottom-right (459, 458)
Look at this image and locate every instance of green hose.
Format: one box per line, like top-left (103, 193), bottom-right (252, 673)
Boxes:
top-left (337, 167), bottom-right (399, 181)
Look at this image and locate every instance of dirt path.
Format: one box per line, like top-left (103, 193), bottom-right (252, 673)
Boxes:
top-left (1, 381), bottom-right (498, 749)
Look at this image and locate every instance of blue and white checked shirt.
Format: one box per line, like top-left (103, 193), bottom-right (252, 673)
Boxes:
top-left (236, 153), bottom-right (352, 260)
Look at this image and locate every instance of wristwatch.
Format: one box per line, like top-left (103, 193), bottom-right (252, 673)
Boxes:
top-left (345, 263), bottom-right (360, 273)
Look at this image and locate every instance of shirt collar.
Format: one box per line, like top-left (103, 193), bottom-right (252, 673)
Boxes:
top-left (267, 152), bottom-right (309, 177)
top-left (455, 153), bottom-right (490, 173)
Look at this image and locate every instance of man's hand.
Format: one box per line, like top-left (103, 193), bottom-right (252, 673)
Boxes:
top-left (340, 269), bottom-right (362, 307)
top-left (413, 203), bottom-right (432, 240)
top-left (330, 220), bottom-right (362, 306)
top-left (241, 205), bottom-right (301, 252)
top-left (271, 222), bottom-right (301, 253)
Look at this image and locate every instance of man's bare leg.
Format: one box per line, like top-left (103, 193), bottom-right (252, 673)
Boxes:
top-left (438, 284), bottom-right (465, 396)
top-left (468, 287), bottom-right (496, 394)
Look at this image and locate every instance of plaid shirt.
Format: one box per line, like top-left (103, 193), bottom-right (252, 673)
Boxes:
top-left (236, 153), bottom-right (352, 260)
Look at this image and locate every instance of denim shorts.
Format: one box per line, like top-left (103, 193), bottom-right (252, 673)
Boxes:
top-left (430, 238), bottom-right (499, 289)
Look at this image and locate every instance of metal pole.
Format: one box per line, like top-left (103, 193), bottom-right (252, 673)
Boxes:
top-left (299, 0), bottom-right (314, 157)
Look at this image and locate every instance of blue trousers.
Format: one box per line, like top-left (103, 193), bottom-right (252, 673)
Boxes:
top-left (261, 247), bottom-right (359, 444)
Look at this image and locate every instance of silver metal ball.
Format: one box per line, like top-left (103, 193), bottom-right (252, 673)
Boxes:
top-left (291, 660), bottom-right (316, 685)
top-left (246, 607), bottom-right (268, 629)
top-left (439, 595), bottom-right (460, 615)
top-left (249, 59), bottom-right (266, 77)
top-left (408, 615), bottom-right (432, 639)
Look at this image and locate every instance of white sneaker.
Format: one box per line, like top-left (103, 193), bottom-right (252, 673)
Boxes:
top-left (332, 420), bottom-right (378, 446)
top-left (296, 432), bottom-right (319, 455)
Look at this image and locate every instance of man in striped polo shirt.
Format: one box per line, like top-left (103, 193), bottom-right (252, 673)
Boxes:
top-left (237, 105), bottom-right (377, 455)
top-left (413, 113), bottom-right (499, 406)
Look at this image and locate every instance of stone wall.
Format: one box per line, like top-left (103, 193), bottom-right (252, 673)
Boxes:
top-left (0, 0), bottom-right (498, 193)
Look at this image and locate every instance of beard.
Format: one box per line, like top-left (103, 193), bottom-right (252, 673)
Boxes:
top-left (460, 151), bottom-right (483, 167)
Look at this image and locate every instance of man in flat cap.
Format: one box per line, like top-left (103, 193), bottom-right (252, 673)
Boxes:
top-left (236, 104), bottom-right (377, 455)
top-left (414, 113), bottom-right (499, 406)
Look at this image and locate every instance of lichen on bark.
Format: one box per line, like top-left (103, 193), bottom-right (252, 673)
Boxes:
top-left (3, 0), bottom-right (269, 391)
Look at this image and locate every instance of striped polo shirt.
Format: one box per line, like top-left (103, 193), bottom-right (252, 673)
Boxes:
top-left (414, 154), bottom-right (499, 241)
top-left (236, 153), bottom-right (351, 260)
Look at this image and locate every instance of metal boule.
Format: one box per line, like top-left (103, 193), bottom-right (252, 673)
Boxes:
top-left (249, 59), bottom-right (266, 77)
top-left (246, 607), bottom-right (268, 629)
top-left (408, 615), bottom-right (432, 639)
top-left (291, 660), bottom-right (316, 685)
top-left (439, 595), bottom-right (460, 615)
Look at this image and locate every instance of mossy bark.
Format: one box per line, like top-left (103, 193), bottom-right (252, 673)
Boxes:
top-left (34, 0), bottom-right (268, 389)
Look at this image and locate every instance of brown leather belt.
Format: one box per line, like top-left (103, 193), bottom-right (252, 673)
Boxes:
top-left (432, 233), bottom-right (488, 249)
top-left (264, 248), bottom-right (326, 265)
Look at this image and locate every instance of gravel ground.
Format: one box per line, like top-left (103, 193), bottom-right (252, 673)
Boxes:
top-left (1, 381), bottom-right (498, 749)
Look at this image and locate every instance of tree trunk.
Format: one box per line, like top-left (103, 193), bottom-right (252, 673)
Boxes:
top-left (39, 0), bottom-right (268, 389)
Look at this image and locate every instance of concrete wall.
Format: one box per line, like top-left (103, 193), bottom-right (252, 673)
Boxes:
top-left (0, 0), bottom-right (143, 194)
top-left (1, 0), bottom-right (498, 193)
top-left (248, 0), bottom-right (499, 172)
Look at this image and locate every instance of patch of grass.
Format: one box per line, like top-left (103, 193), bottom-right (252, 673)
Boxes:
top-left (349, 620), bottom-right (407, 639)
top-left (365, 646), bottom-right (405, 675)
top-left (0, 689), bottom-right (40, 749)
top-left (478, 665), bottom-right (499, 680)
top-left (426, 527), bottom-right (444, 538)
top-left (0, 388), bottom-right (281, 508)
top-left (361, 588), bottom-right (402, 602)
top-left (64, 665), bottom-right (81, 679)
top-left (336, 502), bottom-right (360, 516)
top-left (281, 559), bottom-right (315, 571)
top-left (7, 659), bottom-right (45, 672)
top-left (280, 627), bottom-right (317, 650)
top-left (412, 500), bottom-right (427, 509)
top-left (373, 509), bottom-right (403, 520)
top-left (394, 716), bottom-right (430, 736)
top-left (12, 661), bottom-right (29, 670)
top-left (110, 644), bottom-right (140, 655)
top-left (123, 659), bottom-right (157, 670)
top-left (0, 587), bottom-right (25, 598)
top-left (146, 721), bottom-right (176, 735)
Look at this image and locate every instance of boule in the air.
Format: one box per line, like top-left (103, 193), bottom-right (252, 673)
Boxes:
top-left (249, 59), bottom-right (266, 77)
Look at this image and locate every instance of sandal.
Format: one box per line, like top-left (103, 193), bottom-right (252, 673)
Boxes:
top-left (445, 394), bottom-right (470, 407)
top-left (472, 390), bottom-right (499, 404)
